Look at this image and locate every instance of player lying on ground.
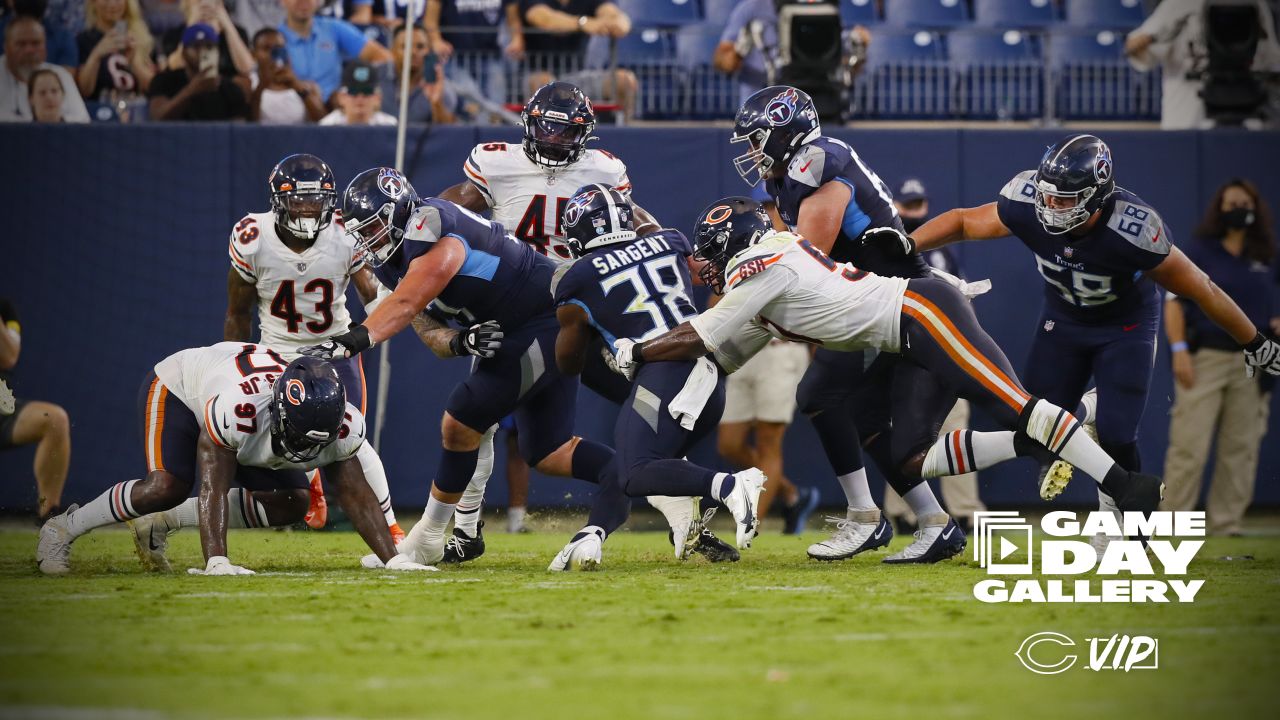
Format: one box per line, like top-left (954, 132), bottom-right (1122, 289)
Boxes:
top-left (550, 184), bottom-right (766, 568)
top-left (434, 82), bottom-right (724, 564)
top-left (224, 152), bottom-right (404, 542)
top-left (36, 345), bottom-right (431, 575)
top-left (611, 200), bottom-right (1168, 563)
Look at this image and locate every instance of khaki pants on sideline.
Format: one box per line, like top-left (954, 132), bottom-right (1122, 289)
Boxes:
top-left (1161, 348), bottom-right (1272, 535)
top-left (884, 400), bottom-right (987, 526)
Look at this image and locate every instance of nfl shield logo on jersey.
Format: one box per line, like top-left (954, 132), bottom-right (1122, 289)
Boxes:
top-left (1044, 320), bottom-right (1055, 332)
top-left (296, 262), bottom-right (308, 272)
top-left (765, 88), bottom-right (799, 126)
top-left (1063, 246), bottom-right (1074, 259)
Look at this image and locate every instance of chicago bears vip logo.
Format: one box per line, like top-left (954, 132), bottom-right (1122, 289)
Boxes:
top-left (377, 169), bottom-right (406, 199)
top-left (564, 191), bottom-right (598, 227)
top-left (765, 88), bottom-right (799, 126)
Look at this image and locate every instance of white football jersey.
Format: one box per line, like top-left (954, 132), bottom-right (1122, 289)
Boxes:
top-left (154, 342), bottom-right (365, 471)
top-left (228, 212), bottom-right (362, 359)
top-left (691, 232), bottom-right (908, 373)
top-left (463, 142), bottom-right (632, 263)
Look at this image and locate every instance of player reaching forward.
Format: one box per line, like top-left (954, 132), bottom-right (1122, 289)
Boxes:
top-left (36, 345), bottom-right (430, 575)
top-left (224, 153), bottom-right (404, 543)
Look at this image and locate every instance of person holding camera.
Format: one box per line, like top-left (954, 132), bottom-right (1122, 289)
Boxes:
top-left (158, 1), bottom-right (255, 80)
top-left (148, 22), bottom-right (249, 120)
top-left (380, 23), bottom-right (455, 124)
top-left (248, 26), bottom-right (324, 123)
top-left (77, 0), bottom-right (156, 100)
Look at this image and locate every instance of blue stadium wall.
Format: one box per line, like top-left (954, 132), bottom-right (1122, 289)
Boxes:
top-left (2, 124), bottom-right (1278, 511)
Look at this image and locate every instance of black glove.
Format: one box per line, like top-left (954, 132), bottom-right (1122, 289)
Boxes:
top-left (299, 326), bottom-right (373, 360)
top-left (449, 320), bottom-right (503, 359)
top-left (860, 226), bottom-right (916, 257)
top-left (1242, 332), bottom-right (1280, 378)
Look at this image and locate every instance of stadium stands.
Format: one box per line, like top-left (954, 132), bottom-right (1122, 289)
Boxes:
top-left (973, 0), bottom-right (1060, 28)
top-left (618, 0), bottom-right (704, 27)
top-left (857, 30), bottom-right (950, 118)
top-left (839, 0), bottom-right (880, 26)
top-left (948, 29), bottom-right (1043, 119)
top-left (1048, 29), bottom-right (1159, 120)
top-left (884, 0), bottom-right (972, 28)
top-left (1063, 0), bottom-right (1147, 29)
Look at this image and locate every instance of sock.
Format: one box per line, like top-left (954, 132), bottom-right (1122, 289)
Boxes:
top-left (646, 495), bottom-right (695, 532)
top-left (837, 468), bottom-right (876, 511)
top-left (422, 495), bottom-right (456, 534)
top-left (67, 480), bottom-right (140, 538)
top-left (903, 483), bottom-right (945, 519)
top-left (454, 427), bottom-right (495, 533)
top-left (1020, 398), bottom-right (1117, 484)
top-left (572, 525), bottom-right (606, 543)
top-left (356, 443), bottom-right (397, 526)
top-left (570, 439), bottom-right (614, 483)
top-left (164, 497), bottom-right (199, 529)
top-left (922, 430), bottom-right (1018, 478)
top-left (227, 488), bottom-right (270, 529)
top-left (436, 448), bottom-right (480, 494)
top-left (507, 506), bottom-right (526, 532)
top-left (454, 503), bottom-right (482, 537)
top-left (1101, 441), bottom-right (1140, 473)
top-left (710, 472), bottom-right (737, 501)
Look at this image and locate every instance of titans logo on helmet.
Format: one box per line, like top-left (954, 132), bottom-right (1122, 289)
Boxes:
top-left (765, 88), bottom-right (799, 127)
top-left (377, 170), bottom-right (406, 199)
top-left (563, 191), bottom-right (598, 227)
top-left (1094, 154), bottom-right (1113, 184)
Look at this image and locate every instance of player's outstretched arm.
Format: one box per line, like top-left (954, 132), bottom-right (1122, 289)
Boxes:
top-left (364, 238), bottom-right (466, 344)
top-left (912, 202), bottom-right (1010, 252)
top-left (795, 181), bottom-right (853, 255)
top-left (328, 456), bottom-right (399, 563)
top-left (437, 181), bottom-right (490, 213)
top-left (225, 269), bottom-right (257, 342)
top-left (555, 304), bottom-right (593, 376)
top-left (192, 433), bottom-right (248, 574)
top-left (633, 322), bottom-right (708, 363)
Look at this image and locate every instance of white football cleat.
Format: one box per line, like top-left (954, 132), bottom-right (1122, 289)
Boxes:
top-left (402, 530), bottom-right (445, 566)
top-left (127, 512), bottom-right (176, 572)
top-left (548, 530), bottom-right (603, 571)
top-left (883, 513), bottom-right (967, 565)
top-left (723, 468), bottom-right (767, 549)
top-left (36, 504), bottom-right (77, 575)
top-left (806, 509), bottom-right (893, 561)
top-left (667, 497), bottom-right (701, 561)
top-left (1038, 388), bottom-right (1099, 500)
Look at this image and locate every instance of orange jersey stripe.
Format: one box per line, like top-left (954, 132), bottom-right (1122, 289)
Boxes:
top-left (228, 241), bottom-right (254, 273)
top-left (727, 254), bottom-right (782, 287)
top-left (464, 164), bottom-right (489, 187)
top-left (901, 300), bottom-right (1025, 413)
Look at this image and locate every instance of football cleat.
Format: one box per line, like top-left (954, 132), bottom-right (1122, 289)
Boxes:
top-left (667, 498), bottom-right (702, 560)
top-left (303, 473), bottom-right (328, 529)
top-left (782, 485), bottom-right (820, 535)
top-left (403, 529), bottom-right (446, 566)
top-left (127, 512), bottom-right (176, 572)
top-left (36, 504), bottom-right (76, 575)
top-left (389, 522), bottom-right (406, 546)
top-left (668, 507), bottom-right (740, 562)
top-left (722, 468), bottom-right (767, 549)
top-left (883, 513), bottom-right (966, 565)
top-left (0, 378), bottom-right (14, 415)
top-left (1038, 388), bottom-right (1098, 500)
top-left (807, 510), bottom-right (892, 561)
top-left (441, 520), bottom-right (486, 564)
top-left (548, 529), bottom-right (603, 571)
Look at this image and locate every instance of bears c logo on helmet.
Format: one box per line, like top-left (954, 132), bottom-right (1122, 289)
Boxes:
top-left (285, 379), bottom-right (307, 406)
top-left (377, 170), bottom-right (405, 199)
top-left (564, 191), bottom-right (598, 227)
top-left (704, 205), bottom-right (734, 224)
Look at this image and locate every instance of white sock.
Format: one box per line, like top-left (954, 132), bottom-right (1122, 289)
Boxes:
top-left (1023, 399), bottom-right (1116, 483)
top-left (646, 495), bottom-right (694, 531)
top-left (922, 431), bottom-right (1018, 477)
top-left (903, 483), bottom-right (945, 519)
top-left (356, 443), bottom-right (397, 527)
top-left (837, 468), bottom-right (876, 510)
top-left (710, 473), bottom-right (735, 501)
top-left (67, 480), bottom-right (140, 538)
top-left (164, 497), bottom-right (199, 529)
top-left (227, 489), bottom-right (270, 529)
top-left (422, 495), bottom-right (456, 535)
top-left (454, 425), bottom-right (496, 532)
top-left (507, 506), bottom-right (527, 532)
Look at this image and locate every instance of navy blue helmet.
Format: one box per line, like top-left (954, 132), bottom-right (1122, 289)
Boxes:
top-left (692, 197), bottom-right (774, 293)
top-left (522, 82), bottom-right (596, 169)
top-left (1034, 134), bottom-right (1116, 235)
top-left (270, 357), bottom-right (346, 463)
top-left (342, 167), bottom-right (421, 267)
top-left (731, 85), bottom-right (821, 186)
top-left (269, 153), bottom-right (338, 242)
top-left (562, 184), bottom-right (636, 259)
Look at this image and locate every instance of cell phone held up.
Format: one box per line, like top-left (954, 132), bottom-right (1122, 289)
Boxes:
top-left (422, 53), bottom-right (438, 84)
top-left (270, 46), bottom-right (288, 70)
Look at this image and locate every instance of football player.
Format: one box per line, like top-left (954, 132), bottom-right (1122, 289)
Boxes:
top-left (434, 82), bottom-right (724, 562)
top-left (551, 184), bottom-right (767, 567)
top-left (224, 153), bottom-right (404, 543)
top-left (299, 168), bottom-right (621, 569)
top-left (612, 200), bottom-right (1170, 563)
top-left (906, 135), bottom-right (1280, 533)
top-left (36, 345), bottom-right (431, 575)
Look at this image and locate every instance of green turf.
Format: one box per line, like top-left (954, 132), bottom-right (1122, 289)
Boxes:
top-left (1, 517), bottom-right (1277, 720)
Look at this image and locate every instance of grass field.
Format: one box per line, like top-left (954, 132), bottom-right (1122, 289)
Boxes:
top-left (1, 514), bottom-right (1277, 720)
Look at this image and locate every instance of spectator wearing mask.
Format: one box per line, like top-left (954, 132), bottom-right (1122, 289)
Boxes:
top-left (381, 23), bottom-right (454, 124)
top-left (77, 0), bottom-right (156, 100)
top-left (880, 177), bottom-right (987, 534)
top-left (148, 22), bottom-right (250, 119)
top-left (279, 0), bottom-right (391, 103)
top-left (0, 0), bottom-right (78, 67)
top-left (159, 0), bottom-right (255, 81)
top-left (319, 59), bottom-right (394, 124)
top-left (0, 15), bottom-right (87, 121)
top-left (249, 26), bottom-right (323, 123)
top-left (1163, 179), bottom-right (1279, 534)
top-left (520, 0), bottom-right (636, 117)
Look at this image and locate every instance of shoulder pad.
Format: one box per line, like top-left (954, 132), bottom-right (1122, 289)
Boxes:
top-left (1107, 198), bottom-right (1171, 256)
top-left (786, 143), bottom-right (827, 188)
top-left (404, 204), bottom-right (444, 244)
top-left (228, 214), bottom-right (265, 281)
top-left (551, 260), bottom-right (580, 301)
top-left (999, 170), bottom-right (1038, 204)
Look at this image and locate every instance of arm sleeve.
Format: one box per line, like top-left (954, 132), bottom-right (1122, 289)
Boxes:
top-left (690, 264), bottom-right (797, 352)
top-left (712, 319), bottom-right (774, 374)
top-left (334, 20), bottom-right (371, 59)
top-left (463, 147), bottom-right (495, 206)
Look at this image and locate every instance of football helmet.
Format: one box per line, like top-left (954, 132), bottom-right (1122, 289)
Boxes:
top-left (522, 82), bottom-right (596, 169)
top-left (269, 154), bottom-right (338, 242)
top-left (730, 85), bottom-right (822, 187)
top-left (342, 167), bottom-right (421, 267)
top-left (1034, 134), bottom-right (1116, 235)
top-left (562, 183), bottom-right (636, 259)
top-left (270, 357), bottom-right (347, 463)
top-left (692, 197), bottom-right (774, 293)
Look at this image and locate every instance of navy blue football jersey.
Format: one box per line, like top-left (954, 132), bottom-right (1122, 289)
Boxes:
top-left (764, 136), bottom-right (930, 279)
top-left (370, 197), bottom-right (558, 328)
top-left (996, 170), bottom-right (1171, 323)
top-left (554, 229), bottom-right (699, 352)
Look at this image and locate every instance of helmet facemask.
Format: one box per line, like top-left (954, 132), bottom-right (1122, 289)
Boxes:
top-left (273, 187), bottom-right (336, 242)
top-left (346, 203), bottom-right (403, 267)
top-left (1034, 180), bottom-right (1095, 235)
top-left (730, 128), bottom-right (775, 187)
top-left (269, 396), bottom-right (337, 464)
top-left (523, 114), bottom-right (593, 169)
top-left (692, 233), bottom-right (733, 294)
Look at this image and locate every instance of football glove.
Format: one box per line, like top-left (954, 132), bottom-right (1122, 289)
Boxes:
top-left (299, 326), bottom-right (373, 360)
top-left (613, 338), bottom-right (644, 381)
top-left (187, 555), bottom-right (255, 576)
top-left (1242, 333), bottom-right (1280, 378)
top-left (860, 226), bottom-right (916, 257)
top-left (449, 320), bottom-right (503, 359)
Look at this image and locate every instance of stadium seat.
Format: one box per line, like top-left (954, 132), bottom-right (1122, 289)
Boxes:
top-left (676, 24), bottom-right (738, 118)
top-left (1063, 0), bottom-right (1146, 29)
top-left (839, 0), bottom-right (880, 26)
top-left (883, 0), bottom-right (971, 28)
top-left (603, 27), bottom-right (685, 119)
top-left (702, 0), bottom-right (739, 25)
top-left (1048, 29), bottom-right (1160, 119)
top-left (973, 0), bottom-right (1060, 28)
top-left (618, 0), bottom-right (703, 27)
top-left (856, 29), bottom-right (950, 118)
top-left (948, 29), bottom-right (1043, 118)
